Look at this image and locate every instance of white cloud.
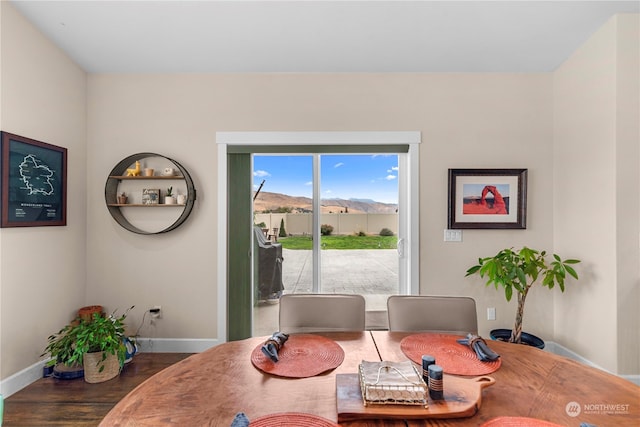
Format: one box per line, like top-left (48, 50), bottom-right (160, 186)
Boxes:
top-left (386, 175), bottom-right (397, 181)
top-left (388, 166), bottom-right (399, 172)
top-left (305, 181), bottom-right (313, 186)
top-left (254, 170), bottom-right (270, 177)
top-left (334, 162), bottom-right (344, 168)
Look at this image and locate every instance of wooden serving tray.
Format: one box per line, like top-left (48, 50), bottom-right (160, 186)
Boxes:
top-left (336, 373), bottom-right (495, 422)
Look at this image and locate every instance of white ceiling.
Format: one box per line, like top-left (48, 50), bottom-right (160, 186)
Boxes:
top-left (10, 1), bottom-right (640, 73)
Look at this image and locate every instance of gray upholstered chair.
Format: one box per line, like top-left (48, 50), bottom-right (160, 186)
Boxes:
top-left (386, 295), bottom-right (478, 335)
top-left (278, 293), bottom-right (366, 334)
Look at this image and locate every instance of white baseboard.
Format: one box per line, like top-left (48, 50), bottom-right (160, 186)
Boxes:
top-left (623, 375), bottom-right (640, 386)
top-left (544, 341), bottom-right (605, 369)
top-left (0, 338), bottom-right (220, 398)
top-left (1, 359), bottom-right (48, 398)
top-left (134, 337), bottom-right (219, 353)
top-left (546, 341), bottom-right (640, 386)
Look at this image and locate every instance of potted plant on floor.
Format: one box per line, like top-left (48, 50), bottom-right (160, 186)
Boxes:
top-left (465, 247), bottom-right (580, 348)
top-left (43, 306), bottom-right (133, 383)
top-left (41, 320), bottom-right (85, 379)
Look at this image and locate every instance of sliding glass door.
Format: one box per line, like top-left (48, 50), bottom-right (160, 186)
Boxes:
top-left (252, 153), bottom-right (401, 335)
top-left (220, 131), bottom-right (420, 342)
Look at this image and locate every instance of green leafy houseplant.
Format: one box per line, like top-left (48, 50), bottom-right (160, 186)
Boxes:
top-left (465, 247), bottom-right (580, 344)
top-left (43, 306), bottom-right (133, 372)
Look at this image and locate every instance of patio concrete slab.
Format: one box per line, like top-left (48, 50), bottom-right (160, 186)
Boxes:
top-left (254, 248), bottom-right (398, 335)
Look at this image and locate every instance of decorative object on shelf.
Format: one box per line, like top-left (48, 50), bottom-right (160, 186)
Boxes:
top-left (164, 186), bottom-right (176, 204)
top-left (465, 246), bottom-right (580, 346)
top-left (117, 192), bottom-right (127, 204)
top-left (176, 193), bottom-right (187, 205)
top-left (126, 161), bottom-right (141, 177)
top-left (163, 167), bottom-right (175, 176)
top-left (142, 188), bottom-right (160, 205)
top-left (0, 131), bottom-right (67, 228)
top-left (144, 168), bottom-right (154, 177)
top-left (104, 152), bottom-right (197, 234)
top-left (448, 168), bottom-right (527, 229)
top-left (42, 306), bottom-right (134, 383)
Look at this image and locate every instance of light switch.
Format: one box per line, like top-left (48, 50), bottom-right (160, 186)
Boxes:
top-left (487, 307), bottom-right (496, 321)
top-left (444, 229), bottom-right (462, 242)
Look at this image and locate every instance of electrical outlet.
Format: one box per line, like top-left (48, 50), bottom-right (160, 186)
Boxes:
top-left (487, 307), bottom-right (496, 321)
top-left (150, 306), bottom-right (162, 319)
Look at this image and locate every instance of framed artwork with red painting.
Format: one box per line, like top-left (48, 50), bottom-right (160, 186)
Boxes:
top-left (448, 169), bottom-right (527, 229)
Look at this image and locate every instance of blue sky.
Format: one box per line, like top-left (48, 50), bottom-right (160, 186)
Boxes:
top-left (253, 154), bottom-right (399, 204)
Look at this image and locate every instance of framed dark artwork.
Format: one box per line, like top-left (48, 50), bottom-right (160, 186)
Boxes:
top-left (448, 168), bottom-right (527, 229)
top-left (1, 132), bottom-right (67, 227)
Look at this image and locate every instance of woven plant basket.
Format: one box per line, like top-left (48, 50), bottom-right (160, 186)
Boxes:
top-left (83, 351), bottom-right (120, 383)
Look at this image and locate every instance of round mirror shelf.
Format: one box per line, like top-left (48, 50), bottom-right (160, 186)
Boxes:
top-left (105, 153), bottom-right (196, 235)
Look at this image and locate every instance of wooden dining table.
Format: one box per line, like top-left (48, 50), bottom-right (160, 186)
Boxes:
top-left (100, 331), bottom-right (639, 426)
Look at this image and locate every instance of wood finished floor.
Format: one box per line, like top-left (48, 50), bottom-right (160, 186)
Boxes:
top-left (3, 353), bottom-right (193, 426)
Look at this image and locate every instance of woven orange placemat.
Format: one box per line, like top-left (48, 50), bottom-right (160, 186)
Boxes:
top-left (480, 417), bottom-right (565, 427)
top-left (400, 333), bottom-right (501, 376)
top-left (249, 412), bottom-right (340, 427)
top-left (251, 334), bottom-right (345, 378)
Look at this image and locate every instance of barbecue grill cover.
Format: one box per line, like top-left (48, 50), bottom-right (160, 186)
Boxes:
top-left (254, 226), bottom-right (284, 300)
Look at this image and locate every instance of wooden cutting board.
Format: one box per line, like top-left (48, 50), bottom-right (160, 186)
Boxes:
top-left (336, 373), bottom-right (495, 422)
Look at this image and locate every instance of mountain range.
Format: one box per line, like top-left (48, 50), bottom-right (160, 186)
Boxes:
top-left (253, 191), bottom-right (398, 214)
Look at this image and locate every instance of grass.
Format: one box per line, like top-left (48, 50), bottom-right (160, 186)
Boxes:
top-left (277, 234), bottom-right (398, 250)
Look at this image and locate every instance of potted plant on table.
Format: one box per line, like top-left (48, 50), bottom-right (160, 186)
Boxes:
top-left (465, 247), bottom-right (580, 348)
top-left (43, 306), bottom-right (133, 383)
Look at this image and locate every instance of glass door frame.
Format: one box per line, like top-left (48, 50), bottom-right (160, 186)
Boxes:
top-left (217, 132), bottom-right (421, 342)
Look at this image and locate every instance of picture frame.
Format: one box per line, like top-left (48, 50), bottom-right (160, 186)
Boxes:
top-left (448, 168), bottom-right (527, 229)
top-left (142, 188), bottom-right (161, 205)
top-left (1, 132), bottom-right (67, 227)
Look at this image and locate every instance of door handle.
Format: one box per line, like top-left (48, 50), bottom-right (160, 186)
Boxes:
top-left (397, 238), bottom-right (405, 258)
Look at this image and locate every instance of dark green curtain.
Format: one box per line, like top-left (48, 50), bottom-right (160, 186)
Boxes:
top-left (227, 153), bottom-right (252, 340)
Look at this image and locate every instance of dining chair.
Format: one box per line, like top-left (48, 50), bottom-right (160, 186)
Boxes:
top-left (278, 293), bottom-right (366, 334)
top-left (386, 295), bottom-right (478, 335)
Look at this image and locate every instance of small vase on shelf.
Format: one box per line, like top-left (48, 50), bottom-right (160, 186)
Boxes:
top-left (117, 192), bottom-right (127, 204)
top-left (164, 187), bottom-right (175, 204)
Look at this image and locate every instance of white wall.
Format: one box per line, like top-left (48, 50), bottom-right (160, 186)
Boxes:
top-left (1, 3), bottom-right (637, 386)
top-left (0, 2), bottom-right (87, 379)
top-left (553, 14), bottom-right (639, 374)
top-left (85, 73), bottom-right (555, 345)
top-left (614, 13), bottom-right (640, 378)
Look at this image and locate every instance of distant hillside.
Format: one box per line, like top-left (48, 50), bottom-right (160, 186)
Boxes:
top-left (253, 191), bottom-right (397, 214)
